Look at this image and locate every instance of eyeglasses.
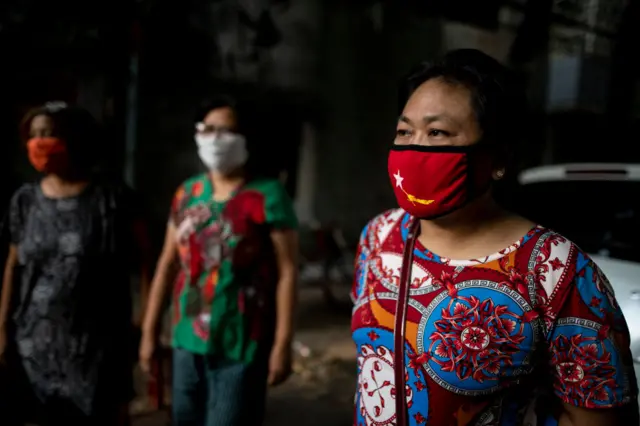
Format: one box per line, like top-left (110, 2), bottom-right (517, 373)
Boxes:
top-left (195, 122), bottom-right (234, 135)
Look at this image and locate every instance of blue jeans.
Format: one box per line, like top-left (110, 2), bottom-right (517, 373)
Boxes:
top-left (172, 348), bottom-right (268, 426)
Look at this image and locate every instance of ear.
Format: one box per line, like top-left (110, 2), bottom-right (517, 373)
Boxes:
top-left (491, 143), bottom-right (513, 181)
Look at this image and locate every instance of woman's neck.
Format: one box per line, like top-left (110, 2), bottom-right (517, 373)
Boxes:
top-left (417, 193), bottom-right (533, 261)
top-left (41, 173), bottom-right (90, 198)
top-left (209, 170), bottom-right (245, 201)
top-left (419, 193), bottom-right (505, 243)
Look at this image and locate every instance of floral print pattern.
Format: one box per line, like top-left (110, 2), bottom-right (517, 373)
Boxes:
top-left (351, 209), bottom-right (637, 425)
top-left (170, 174), bottom-right (297, 363)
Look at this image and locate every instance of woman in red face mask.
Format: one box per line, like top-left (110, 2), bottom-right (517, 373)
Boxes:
top-left (351, 50), bottom-right (638, 426)
top-left (0, 102), bottom-right (150, 426)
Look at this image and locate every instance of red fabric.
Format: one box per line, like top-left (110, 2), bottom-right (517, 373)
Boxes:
top-left (387, 147), bottom-right (493, 219)
top-left (26, 137), bottom-right (69, 174)
top-left (351, 210), bottom-right (637, 425)
top-left (224, 189), bottom-right (267, 233)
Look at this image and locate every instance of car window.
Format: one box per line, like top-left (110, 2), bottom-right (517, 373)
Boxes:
top-left (514, 180), bottom-right (640, 262)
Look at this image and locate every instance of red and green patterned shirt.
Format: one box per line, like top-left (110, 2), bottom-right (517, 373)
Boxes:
top-left (170, 174), bottom-right (298, 363)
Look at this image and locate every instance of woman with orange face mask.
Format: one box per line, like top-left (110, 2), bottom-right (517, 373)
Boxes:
top-left (0, 102), bottom-right (150, 426)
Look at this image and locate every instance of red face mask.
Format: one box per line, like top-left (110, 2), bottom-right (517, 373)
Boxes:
top-left (387, 144), bottom-right (494, 219)
top-left (26, 137), bottom-right (69, 174)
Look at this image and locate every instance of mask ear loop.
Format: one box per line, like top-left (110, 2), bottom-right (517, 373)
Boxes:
top-left (393, 218), bottom-right (420, 426)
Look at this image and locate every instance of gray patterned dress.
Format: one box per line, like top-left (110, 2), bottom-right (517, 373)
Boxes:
top-left (8, 181), bottom-right (135, 417)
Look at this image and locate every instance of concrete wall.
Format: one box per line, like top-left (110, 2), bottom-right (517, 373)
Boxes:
top-left (310, 5), bottom-right (524, 238)
top-left (133, 1), bottom-right (526, 242)
top-left (133, 0), bottom-right (326, 247)
top-left (0, 1), bottom-right (527, 244)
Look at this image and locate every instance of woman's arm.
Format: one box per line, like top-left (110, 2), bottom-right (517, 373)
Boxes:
top-left (132, 219), bottom-right (152, 324)
top-left (271, 228), bottom-right (299, 350)
top-left (139, 222), bottom-right (178, 374)
top-left (0, 245), bottom-right (18, 357)
top-left (267, 228), bottom-right (298, 386)
top-left (559, 403), bottom-right (637, 426)
top-left (546, 253), bottom-right (639, 426)
top-left (142, 222), bottom-right (179, 337)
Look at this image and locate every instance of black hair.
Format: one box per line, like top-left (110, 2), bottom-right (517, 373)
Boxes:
top-left (20, 102), bottom-right (100, 170)
top-left (193, 95), bottom-right (245, 134)
top-left (401, 49), bottom-right (528, 170)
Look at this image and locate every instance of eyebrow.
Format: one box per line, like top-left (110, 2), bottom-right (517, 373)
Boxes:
top-left (398, 114), bottom-right (455, 125)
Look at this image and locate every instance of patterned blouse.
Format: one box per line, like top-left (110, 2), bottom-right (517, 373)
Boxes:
top-left (351, 209), bottom-right (637, 426)
top-left (8, 181), bottom-right (137, 415)
top-left (169, 174), bottom-right (298, 363)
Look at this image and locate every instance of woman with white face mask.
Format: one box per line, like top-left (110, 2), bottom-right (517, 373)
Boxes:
top-left (140, 96), bottom-right (299, 426)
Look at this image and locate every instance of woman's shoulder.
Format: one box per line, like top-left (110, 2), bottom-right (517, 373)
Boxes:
top-left (11, 182), bottom-right (38, 197)
top-left (242, 179), bottom-right (295, 206)
top-left (168, 174), bottom-right (209, 205)
top-left (517, 225), bottom-right (602, 293)
top-left (89, 175), bottom-right (139, 206)
top-left (177, 173), bottom-right (208, 192)
top-left (244, 178), bottom-right (286, 194)
top-left (359, 208), bottom-right (408, 248)
top-left (9, 182), bottom-right (38, 207)
top-left (522, 225), bottom-right (582, 258)
top-left (369, 208), bottom-right (408, 225)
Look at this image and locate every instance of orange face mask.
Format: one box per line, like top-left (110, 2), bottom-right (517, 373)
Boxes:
top-left (26, 137), bottom-right (69, 174)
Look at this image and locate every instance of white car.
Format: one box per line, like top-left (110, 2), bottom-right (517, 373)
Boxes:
top-left (518, 163), bottom-right (640, 402)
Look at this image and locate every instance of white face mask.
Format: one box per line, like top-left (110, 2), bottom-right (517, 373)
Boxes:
top-left (195, 132), bottom-right (248, 173)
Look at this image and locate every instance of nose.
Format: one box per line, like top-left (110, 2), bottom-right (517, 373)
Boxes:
top-left (410, 131), bottom-right (429, 146)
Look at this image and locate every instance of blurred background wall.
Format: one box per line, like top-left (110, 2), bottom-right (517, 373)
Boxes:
top-left (1, 0), bottom-right (639, 247)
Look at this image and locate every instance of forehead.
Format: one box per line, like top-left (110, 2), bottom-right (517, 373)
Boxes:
top-left (403, 78), bottom-right (475, 123)
top-left (30, 114), bottom-right (54, 129)
top-left (202, 107), bottom-right (237, 126)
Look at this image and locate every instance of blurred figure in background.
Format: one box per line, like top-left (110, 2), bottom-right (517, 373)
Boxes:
top-left (352, 50), bottom-right (638, 425)
top-left (140, 96), bottom-right (299, 426)
top-left (0, 102), bottom-right (150, 426)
